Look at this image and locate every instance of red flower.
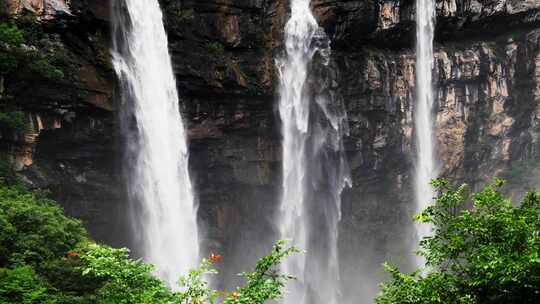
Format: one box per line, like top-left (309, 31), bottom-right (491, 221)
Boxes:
top-left (66, 251), bottom-right (78, 258)
top-left (208, 252), bottom-right (222, 264)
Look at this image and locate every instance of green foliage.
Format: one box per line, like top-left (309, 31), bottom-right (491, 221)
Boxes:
top-left (376, 179), bottom-right (540, 304)
top-left (0, 266), bottom-right (51, 304)
top-left (0, 182), bottom-right (98, 303)
top-left (79, 245), bottom-right (174, 304)
top-left (222, 240), bottom-right (298, 304)
top-left (0, 145), bottom-right (303, 303)
top-left (80, 241), bottom-right (297, 304)
top-left (177, 259), bottom-right (219, 304)
top-left (0, 22), bottom-right (24, 46)
top-left (0, 22), bottom-right (24, 75)
top-left (207, 42), bottom-right (225, 56)
top-left (0, 185), bottom-right (87, 267)
top-left (0, 166), bottom-right (296, 303)
top-left (28, 57), bottom-right (64, 79)
top-left (0, 111), bottom-right (27, 132)
top-left (0, 21), bottom-right (64, 78)
top-left (377, 264), bottom-right (476, 304)
top-left (0, 52), bottom-right (19, 74)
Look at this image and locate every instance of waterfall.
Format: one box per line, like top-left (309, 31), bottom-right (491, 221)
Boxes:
top-left (112, 0), bottom-right (199, 287)
top-left (277, 0), bottom-right (350, 303)
top-left (414, 0), bottom-right (437, 265)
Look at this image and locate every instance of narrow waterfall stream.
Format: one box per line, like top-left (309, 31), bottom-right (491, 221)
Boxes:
top-left (277, 0), bottom-right (350, 303)
top-left (112, 0), bottom-right (199, 287)
top-left (414, 0), bottom-right (437, 265)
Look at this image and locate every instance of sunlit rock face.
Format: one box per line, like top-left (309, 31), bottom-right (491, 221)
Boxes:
top-left (2, 0), bottom-right (540, 302)
top-left (3, 0), bottom-right (71, 20)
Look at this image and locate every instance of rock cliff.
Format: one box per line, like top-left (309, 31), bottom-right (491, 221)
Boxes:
top-left (1, 0), bottom-right (540, 302)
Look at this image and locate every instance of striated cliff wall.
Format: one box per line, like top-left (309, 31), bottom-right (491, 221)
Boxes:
top-left (2, 0), bottom-right (540, 301)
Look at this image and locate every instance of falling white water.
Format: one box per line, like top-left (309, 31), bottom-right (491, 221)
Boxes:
top-left (414, 0), bottom-right (437, 265)
top-left (112, 0), bottom-right (199, 287)
top-left (277, 0), bottom-right (350, 303)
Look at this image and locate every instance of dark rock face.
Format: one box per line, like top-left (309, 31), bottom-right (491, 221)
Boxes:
top-left (0, 0), bottom-right (119, 243)
top-left (2, 0), bottom-right (540, 302)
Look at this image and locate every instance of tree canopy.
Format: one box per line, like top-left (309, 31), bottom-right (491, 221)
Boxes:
top-left (376, 179), bottom-right (540, 304)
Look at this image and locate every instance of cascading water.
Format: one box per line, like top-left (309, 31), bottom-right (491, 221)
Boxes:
top-left (277, 0), bottom-right (350, 303)
top-left (112, 0), bottom-right (199, 287)
top-left (414, 0), bottom-right (437, 265)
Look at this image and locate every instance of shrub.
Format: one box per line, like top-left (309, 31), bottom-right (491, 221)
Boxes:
top-left (222, 240), bottom-right (298, 304)
top-left (28, 57), bottom-right (64, 79)
top-left (376, 179), bottom-right (540, 303)
top-left (0, 22), bottom-right (24, 46)
top-left (0, 185), bottom-right (87, 267)
top-left (0, 172), bottom-right (296, 303)
top-left (0, 111), bottom-right (27, 132)
top-left (79, 240), bottom-right (297, 304)
top-left (0, 266), bottom-right (50, 304)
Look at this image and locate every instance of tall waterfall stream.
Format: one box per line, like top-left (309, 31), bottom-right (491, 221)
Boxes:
top-left (112, 0), bottom-right (199, 287)
top-left (277, 0), bottom-right (350, 302)
top-left (414, 0), bottom-right (437, 266)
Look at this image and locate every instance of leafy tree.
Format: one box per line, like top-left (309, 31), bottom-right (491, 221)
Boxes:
top-left (0, 185), bottom-right (87, 267)
top-left (79, 244), bottom-right (175, 304)
top-left (79, 240), bottom-right (297, 304)
top-left (222, 240), bottom-right (297, 304)
top-left (376, 179), bottom-right (540, 304)
top-left (0, 170), bottom-right (296, 303)
top-left (0, 266), bottom-right (51, 304)
top-left (0, 181), bottom-right (99, 303)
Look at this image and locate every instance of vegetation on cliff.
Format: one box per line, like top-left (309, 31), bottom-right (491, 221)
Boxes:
top-left (0, 20), bottom-right (63, 79)
top-left (0, 111), bottom-right (26, 132)
top-left (376, 179), bottom-right (540, 304)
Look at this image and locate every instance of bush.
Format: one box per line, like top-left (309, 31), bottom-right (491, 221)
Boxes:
top-left (221, 240), bottom-right (297, 304)
top-left (0, 185), bottom-right (87, 267)
top-left (78, 240), bottom-right (297, 304)
top-left (0, 173), bottom-right (296, 303)
top-left (28, 57), bottom-right (64, 79)
top-left (0, 111), bottom-right (27, 132)
top-left (376, 179), bottom-right (540, 304)
top-left (0, 266), bottom-right (51, 304)
top-left (0, 22), bottom-right (24, 46)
